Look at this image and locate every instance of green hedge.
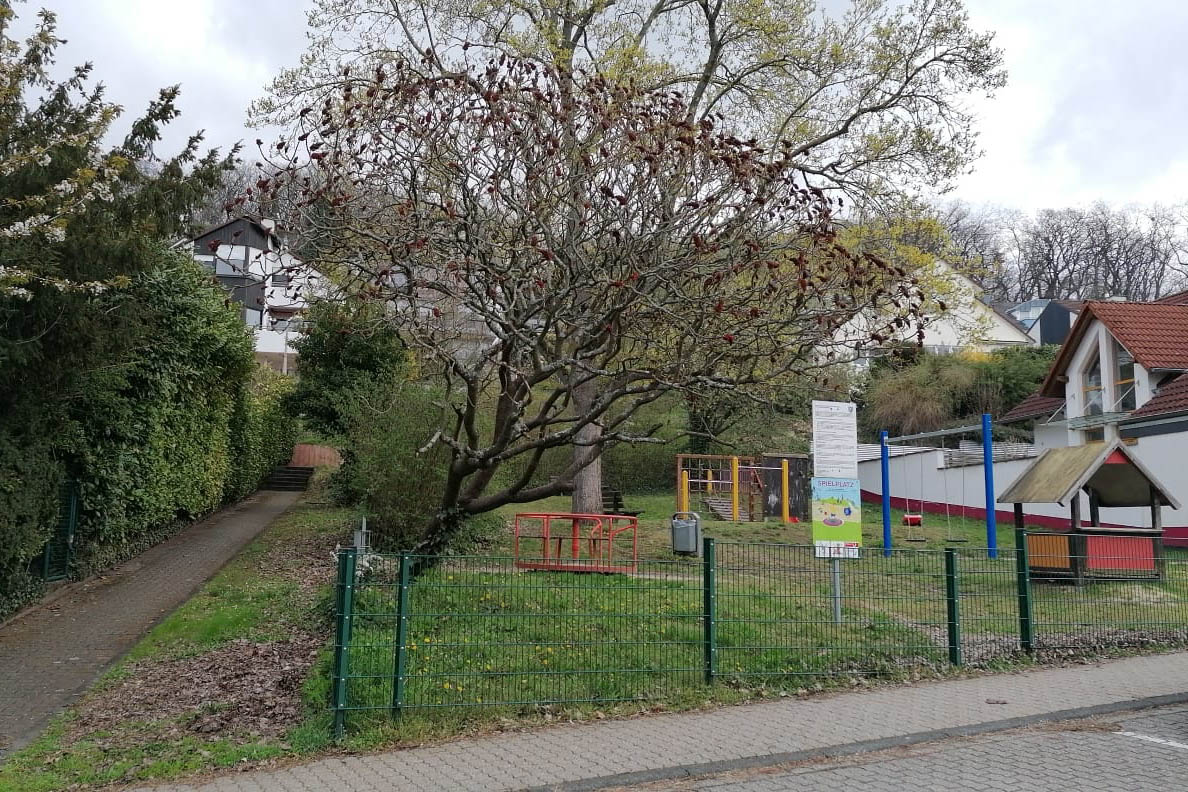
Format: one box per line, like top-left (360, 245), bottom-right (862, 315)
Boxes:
top-left (224, 368), bottom-right (298, 502)
top-left (0, 259), bottom-right (298, 614)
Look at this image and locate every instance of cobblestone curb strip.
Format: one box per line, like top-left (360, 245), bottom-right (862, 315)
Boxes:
top-left (140, 651), bottom-right (1188, 792)
top-left (528, 691), bottom-right (1188, 792)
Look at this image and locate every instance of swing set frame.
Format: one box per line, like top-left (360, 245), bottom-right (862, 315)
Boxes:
top-left (879, 413), bottom-right (999, 559)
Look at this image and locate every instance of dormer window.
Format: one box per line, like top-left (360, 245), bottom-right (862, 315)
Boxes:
top-left (1115, 340), bottom-right (1136, 412)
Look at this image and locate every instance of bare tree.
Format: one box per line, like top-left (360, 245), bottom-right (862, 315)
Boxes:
top-left (254, 0), bottom-right (1002, 512)
top-left (257, 57), bottom-right (925, 552)
top-left (931, 201), bottom-right (1020, 291)
top-left (254, 0), bottom-right (1005, 207)
top-left (991, 205), bottom-right (1187, 302)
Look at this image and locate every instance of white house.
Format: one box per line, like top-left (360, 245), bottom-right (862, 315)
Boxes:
top-left (190, 218), bottom-right (318, 372)
top-left (859, 300), bottom-right (1188, 545)
top-left (848, 260), bottom-right (1034, 365)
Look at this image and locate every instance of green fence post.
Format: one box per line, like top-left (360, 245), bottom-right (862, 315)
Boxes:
top-left (391, 553), bottom-right (412, 717)
top-left (944, 548), bottom-right (962, 667)
top-left (64, 481), bottom-right (77, 574)
top-left (331, 547), bottom-right (358, 739)
top-left (1015, 529), bottom-right (1034, 653)
top-left (703, 536), bottom-right (716, 685)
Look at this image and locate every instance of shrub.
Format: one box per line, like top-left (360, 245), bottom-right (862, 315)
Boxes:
top-left (225, 368), bottom-right (299, 501)
top-left (286, 299), bottom-right (408, 439)
top-left (0, 259), bottom-right (299, 611)
top-left (856, 346), bottom-right (1059, 439)
top-left (329, 377), bottom-right (450, 552)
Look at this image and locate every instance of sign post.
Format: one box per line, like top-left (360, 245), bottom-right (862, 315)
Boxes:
top-left (811, 401), bottom-right (861, 624)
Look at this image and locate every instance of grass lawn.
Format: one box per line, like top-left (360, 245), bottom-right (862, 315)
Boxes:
top-left (334, 552), bottom-right (951, 743)
top-left (491, 491), bottom-right (1017, 557)
top-left (9, 480), bottom-right (1188, 790)
top-left (325, 491), bottom-right (1188, 730)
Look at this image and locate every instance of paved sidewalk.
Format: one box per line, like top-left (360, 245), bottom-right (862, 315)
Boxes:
top-left (143, 650), bottom-right (1188, 792)
top-left (641, 704), bottom-right (1188, 791)
top-left (0, 490), bottom-right (300, 756)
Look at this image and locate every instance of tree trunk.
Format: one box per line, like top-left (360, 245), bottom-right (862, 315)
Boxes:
top-left (410, 511), bottom-right (465, 575)
top-left (571, 377), bottom-right (603, 514)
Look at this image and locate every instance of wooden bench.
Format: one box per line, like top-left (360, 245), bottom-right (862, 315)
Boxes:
top-left (602, 487), bottom-right (642, 517)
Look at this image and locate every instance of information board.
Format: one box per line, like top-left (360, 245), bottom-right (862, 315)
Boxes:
top-left (811, 400), bottom-right (858, 479)
top-left (811, 401), bottom-right (860, 557)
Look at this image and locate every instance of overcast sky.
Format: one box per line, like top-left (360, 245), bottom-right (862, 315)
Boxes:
top-left (27, 0), bottom-right (1188, 212)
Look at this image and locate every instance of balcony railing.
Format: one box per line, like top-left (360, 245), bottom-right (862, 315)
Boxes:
top-left (1066, 411), bottom-right (1131, 430)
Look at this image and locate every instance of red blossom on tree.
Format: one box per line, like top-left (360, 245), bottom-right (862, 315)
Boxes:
top-left (255, 55), bottom-right (923, 552)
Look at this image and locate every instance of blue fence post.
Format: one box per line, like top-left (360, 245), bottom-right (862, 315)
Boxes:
top-left (982, 413), bottom-right (997, 559)
top-left (880, 430), bottom-right (892, 557)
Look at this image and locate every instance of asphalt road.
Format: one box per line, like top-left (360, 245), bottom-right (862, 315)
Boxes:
top-left (628, 703), bottom-right (1188, 791)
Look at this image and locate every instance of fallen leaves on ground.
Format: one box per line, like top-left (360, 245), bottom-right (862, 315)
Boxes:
top-left (69, 635), bottom-right (321, 743)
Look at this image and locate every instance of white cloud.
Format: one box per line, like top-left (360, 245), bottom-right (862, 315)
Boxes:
top-left (32, 0), bottom-right (312, 159)
top-left (24, 0), bottom-right (1188, 212)
top-left (955, 0), bottom-right (1188, 209)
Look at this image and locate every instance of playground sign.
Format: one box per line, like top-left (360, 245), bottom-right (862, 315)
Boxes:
top-left (811, 477), bottom-right (862, 558)
top-left (811, 400), bottom-right (858, 478)
top-left (811, 400), bottom-right (861, 558)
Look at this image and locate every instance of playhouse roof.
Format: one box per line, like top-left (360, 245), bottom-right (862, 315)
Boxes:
top-left (997, 440), bottom-right (1180, 509)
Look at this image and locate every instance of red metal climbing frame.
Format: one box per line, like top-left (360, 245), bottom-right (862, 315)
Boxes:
top-left (513, 513), bottom-right (639, 574)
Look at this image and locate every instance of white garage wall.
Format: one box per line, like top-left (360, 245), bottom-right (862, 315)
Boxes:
top-left (857, 434), bottom-right (1184, 532)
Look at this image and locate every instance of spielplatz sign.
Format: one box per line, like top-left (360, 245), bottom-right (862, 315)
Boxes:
top-left (811, 401), bottom-right (861, 558)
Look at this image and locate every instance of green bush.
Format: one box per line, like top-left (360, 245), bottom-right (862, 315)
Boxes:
top-left (0, 259), bottom-right (299, 611)
top-left (286, 299), bottom-right (408, 439)
top-left (68, 263), bottom-right (252, 572)
top-left (329, 377), bottom-right (450, 552)
top-left (225, 369), bottom-right (298, 502)
top-left (0, 429), bottom-right (64, 599)
top-left (857, 346), bottom-right (1059, 439)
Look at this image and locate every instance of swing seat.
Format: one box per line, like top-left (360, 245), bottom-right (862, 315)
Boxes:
top-left (901, 514), bottom-right (923, 527)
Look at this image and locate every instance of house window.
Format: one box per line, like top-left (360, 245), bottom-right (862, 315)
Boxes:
top-left (216, 257), bottom-right (241, 276)
top-left (1083, 358), bottom-right (1103, 416)
top-left (1115, 340), bottom-right (1136, 412)
top-left (243, 307), bottom-right (263, 328)
top-left (271, 270), bottom-right (290, 286)
top-left (1082, 354), bottom-right (1104, 442)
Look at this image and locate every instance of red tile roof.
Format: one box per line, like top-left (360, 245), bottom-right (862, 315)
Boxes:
top-left (1089, 302), bottom-right (1188, 370)
top-left (1126, 373), bottom-right (1188, 420)
top-left (1000, 392), bottom-right (1066, 424)
top-left (1154, 289), bottom-right (1188, 305)
top-left (1040, 301), bottom-right (1188, 396)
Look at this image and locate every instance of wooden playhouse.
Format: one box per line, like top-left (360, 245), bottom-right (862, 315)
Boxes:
top-left (998, 440), bottom-right (1180, 582)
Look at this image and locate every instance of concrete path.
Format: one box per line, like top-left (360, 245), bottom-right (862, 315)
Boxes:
top-left (0, 490), bottom-right (300, 756)
top-left (142, 650), bottom-right (1188, 792)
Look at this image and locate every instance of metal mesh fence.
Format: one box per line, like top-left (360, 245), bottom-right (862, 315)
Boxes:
top-left (713, 543), bottom-right (950, 681)
top-left (333, 553), bottom-right (704, 731)
top-left (1029, 544), bottom-right (1188, 653)
top-left (953, 548), bottom-right (1024, 663)
top-left (329, 536), bottom-right (1188, 735)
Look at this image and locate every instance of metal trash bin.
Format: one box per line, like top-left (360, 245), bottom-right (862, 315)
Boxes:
top-left (671, 512), bottom-right (702, 556)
